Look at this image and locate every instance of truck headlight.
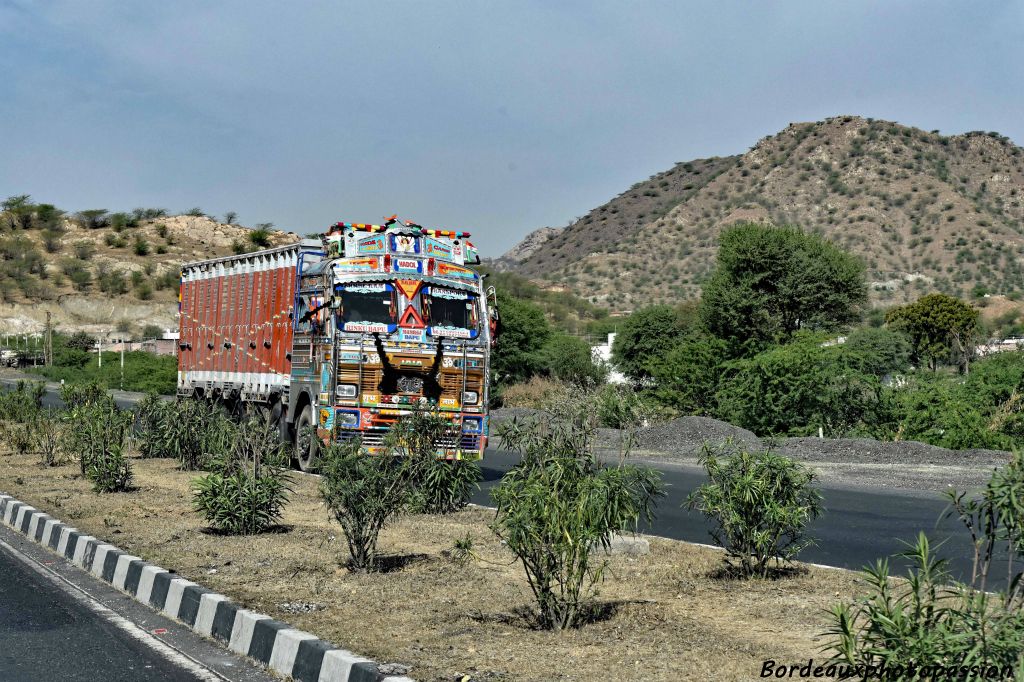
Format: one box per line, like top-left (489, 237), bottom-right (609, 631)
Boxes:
top-left (462, 391), bottom-right (479, 404)
top-left (337, 411), bottom-right (359, 428)
top-left (336, 383), bottom-right (358, 398)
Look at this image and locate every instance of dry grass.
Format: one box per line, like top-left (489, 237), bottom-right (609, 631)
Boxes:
top-left (0, 450), bottom-right (862, 681)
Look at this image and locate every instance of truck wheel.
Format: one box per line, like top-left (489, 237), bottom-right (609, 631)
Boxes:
top-left (295, 405), bottom-right (319, 472)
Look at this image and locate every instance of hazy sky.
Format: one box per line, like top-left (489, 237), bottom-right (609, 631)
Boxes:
top-left (1, 1), bottom-right (1021, 255)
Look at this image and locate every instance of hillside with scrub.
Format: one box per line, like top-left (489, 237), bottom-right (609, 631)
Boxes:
top-left (0, 198), bottom-right (300, 335)
top-left (496, 116), bottom-right (1024, 310)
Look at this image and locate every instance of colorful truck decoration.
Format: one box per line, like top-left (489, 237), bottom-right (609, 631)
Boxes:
top-left (177, 217), bottom-right (496, 470)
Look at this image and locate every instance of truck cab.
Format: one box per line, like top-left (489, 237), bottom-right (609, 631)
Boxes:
top-left (286, 219), bottom-right (494, 469)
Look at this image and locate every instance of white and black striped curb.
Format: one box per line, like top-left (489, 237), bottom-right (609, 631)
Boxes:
top-left (0, 493), bottom-right (414, 682)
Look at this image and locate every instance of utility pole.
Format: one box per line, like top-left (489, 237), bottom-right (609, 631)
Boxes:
top-left (44, 311), bottom-right (52, 366)
top-left (98, 336), bottom-right (102, 368)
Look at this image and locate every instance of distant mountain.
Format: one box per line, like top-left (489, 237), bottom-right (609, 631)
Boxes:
top-left (498, 116), bottom-right (1024, 310)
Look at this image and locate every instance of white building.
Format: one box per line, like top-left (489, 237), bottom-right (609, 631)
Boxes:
top-left (591, 333), bottom-right (628, 384)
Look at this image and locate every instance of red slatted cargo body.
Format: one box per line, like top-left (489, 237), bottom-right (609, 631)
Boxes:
top-left (177, 241), bottom-right (324, 401)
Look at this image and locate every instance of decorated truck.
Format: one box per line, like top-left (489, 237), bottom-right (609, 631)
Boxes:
top-left (177, 217), bottom-right (497, 470)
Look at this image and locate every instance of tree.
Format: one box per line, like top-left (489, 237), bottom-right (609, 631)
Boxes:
top-left (537, 333), bottom-right (607, 386)
top-left (715, 336), bottom-right (891, 437)
top-left (249, 226), bottom-right (272, 248)
top-left (885, 293), bottom-right (979, 372)
top-left (611, 304), bottom-right (695, 382)
top-left (1, 195), bottom-right (34, 230)
top-left (647, 332), bottom-right (729, 415)
top-left (65, 331), bottom-right (97, 352)
top-left (76, 209), bottom-right (109, 229)
top-left (492, 296), bottom-right (551, 385)
top-left (223, 211), bottom-right (237, 225)
top-left (700, 224), bottom-right (867, 355)
top-left (840, 326), bottom-right (913, 377)
top-left (142, 324), bottom-right (163, 339)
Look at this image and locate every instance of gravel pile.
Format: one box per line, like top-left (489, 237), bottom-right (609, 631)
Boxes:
top-left (776, 437), bottom-right (1011, 468)
top-left (635, 416), bottom-right (763, 455)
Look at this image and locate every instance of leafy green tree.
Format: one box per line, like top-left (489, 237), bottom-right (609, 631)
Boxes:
top-left (893, 374), bottom-right (1007, 450)
top-left (700, 224), bottom-right (867, 355)
top-left (886, 293), bottom-right (979, 372)
top-left (492, 296), bottom-right (552, 385)
top-left (76, 209), bottom-right (109, 229)
top-left (611, 304), bottom-right (695, 382)
top-left (647, 332), bottom-right (729, 415)
top-left (538, 333), bottom-right (607, 386)
top-left (840, 326), bottom-right (912, 377)
top-left (715, 336), bottom-right (891, 437)
top-left (1, 195), bottom-right (34, 230)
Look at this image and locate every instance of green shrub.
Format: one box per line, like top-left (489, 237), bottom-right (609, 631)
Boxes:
top-left (192, 472), bottom-right (290, 534)
top-left (34, 409), bottom-right (65, 466)
top-left (827, 453), bottom-right (1024, 676)
top-left (319, 438), bottom-right (415, 571)
top-left (74, 397), bottom-right (134, 492)
top-left (490, 407), bottom-right (663, 629)
top-left (136, 397), bottom-right (233, 469)
top-left (686, 444), bottom-right (823, 578)
top-left (498, 376), bottom-right (567, 409)
top-left (593, 383), bottom-right (649, 429)
top-left (249, 227), bottom-right (272, 247)
top-left (390, 411), bottom-right (481, 514)
top-left (191, 417), bottom-right (291, 534)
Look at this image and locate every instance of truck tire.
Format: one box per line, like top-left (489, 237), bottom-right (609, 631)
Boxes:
top-left (295, 404), bottom-right (319, 472)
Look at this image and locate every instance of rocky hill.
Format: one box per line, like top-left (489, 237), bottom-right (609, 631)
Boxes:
top-left (498, 116), bottom-right (1024, 310)
top-left (0, 203), bottom-right (300, 335)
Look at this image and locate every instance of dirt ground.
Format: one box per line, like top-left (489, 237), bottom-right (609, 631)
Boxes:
top-left (0, 451), bottom-right (862, 682)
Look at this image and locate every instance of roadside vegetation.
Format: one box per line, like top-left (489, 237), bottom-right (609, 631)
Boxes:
top-left (26, 330), bottom-right (177, 395)
top-left (496, 222), bottom-right (1024, 452)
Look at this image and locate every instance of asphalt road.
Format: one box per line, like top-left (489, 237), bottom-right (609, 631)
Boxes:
top-left (0, 542), bottom-right (206, 682)
top-left (474, 448), bottom-right (989, 584)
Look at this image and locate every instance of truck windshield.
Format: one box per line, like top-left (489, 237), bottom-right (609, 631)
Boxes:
top-left (425, 290), bottom-right (476, 329)
top-left (340, 285), bottom-right (394, 324)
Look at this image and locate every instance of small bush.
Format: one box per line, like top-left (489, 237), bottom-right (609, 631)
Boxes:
top-left (390, 410), bottom-right (481, 514)
top-left (319, 438), bottom-right (414, 571)
top-left (491, 401), bottom-right (663, 630)
top-left (250, 225), bottom-right (273, 247)
top-left (75, 397), bottom-right (134, 492)
top-left (686, 444), bottom-right (823, 578)
top-left (593, 383), bottom-right (650, 429)
top-left (136, 397), bottom-right (233, 469)
top-left (192, 472), bottom-right (290, 534)
top-left (133, 236), bottom-right (150, 256)
top-left (192, 416), bottom-right (292, 534)
top-left (34, 409), bottom-right (65, 466)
